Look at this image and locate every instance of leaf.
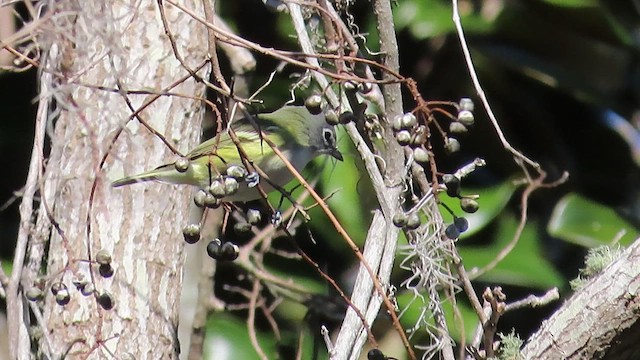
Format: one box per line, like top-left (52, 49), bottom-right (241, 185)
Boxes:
top-left (308, 128), bottom-right (373, 248)
top-left (538, 0), bottom-right (598, 7)
top-left (394, 0), bottom-right (492, 39)
top-left (440, 180), bottom-right (517, 238)
top-left (205, 313), bottom-right (278, 359)
top-left (459, 215), bottom-right (564, 289)
top-left (396, 291), bottom-right (478, 343)
top-left (2, 262), bottom-right (11, 277)
top-left (548, 193), bottom-right (639, 247)
top-left (206, 312), bottom-right (323, 359)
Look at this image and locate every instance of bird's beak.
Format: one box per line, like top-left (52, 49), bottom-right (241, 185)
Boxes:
top-left (329, 148), bottom-right (343, 161)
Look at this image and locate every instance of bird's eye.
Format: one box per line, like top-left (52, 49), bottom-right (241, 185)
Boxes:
top-left (322, 128), bottom-right (335, 147)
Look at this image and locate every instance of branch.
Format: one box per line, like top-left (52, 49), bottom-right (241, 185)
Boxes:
top-left (285, 3), bottom-right (411, 358)
top-left (522, 239), bottom-right (640, 359)
top-left (6, 64), bottom-right (51, 358)
top-left (451, 0), bottom-right (539, 170)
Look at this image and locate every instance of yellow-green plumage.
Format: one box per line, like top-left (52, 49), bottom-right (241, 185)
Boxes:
top-left (112, 106), bottom-right (342, 201)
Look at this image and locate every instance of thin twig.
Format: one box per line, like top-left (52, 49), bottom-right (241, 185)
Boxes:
top-left (164, 0), bottom-right (403, 86)
top-left (247, 278), bottom-right (269, 360)
top-left (263, 133), bottom-right (410, 355)
top-left (201, 0), bottom-right (231, 93)
top-left (468, 287), bottom-right (559, 358)
top-left (452, 249), bottom-right (487, 325)
top-left (451, 0), bottom-right (539, 170)
top-left (157, 0), bottom-right (201, 80)
top-left (505, 287), bottom-right (559, 311)
top-left (469, 171), bottom-right (568, 279)
top-left (7, 65), bottom-right (50, 359)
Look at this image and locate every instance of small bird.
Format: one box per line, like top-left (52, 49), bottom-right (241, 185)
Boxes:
top-left (112, 106), bottom-right (343, 201)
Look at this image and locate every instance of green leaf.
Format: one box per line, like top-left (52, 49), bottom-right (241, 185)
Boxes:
top-left (548, 193), bottom-right (639, 247)
top-left (308, 129), bottom-right (373, 248)
top-left (459, 215), bottom-right (564, 289)
top-left (205, 313), bottom-right (278, 359)
top-left (2, 261), bottom-right (11, 277)
top-left (538, 0), bottom-right (598, 7)
top-left (394, 0), bottom-right (492, 39)
top-left (263, 260), bottom-right (326, 294)
top-left (205, 312), bottom-right (324, 359)
top-left (396, 291), bottom-right (478, 343)
top-left (440, 180), bottom-right (517, 238)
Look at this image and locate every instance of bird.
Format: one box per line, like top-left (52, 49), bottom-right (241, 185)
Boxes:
top-left (112, 105), bottom-right (343, 201)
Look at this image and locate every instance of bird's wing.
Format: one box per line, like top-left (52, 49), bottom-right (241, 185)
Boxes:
top-left (186, 122), bottom-right (273, 162)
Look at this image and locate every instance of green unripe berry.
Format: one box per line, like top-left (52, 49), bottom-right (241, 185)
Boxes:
top-left (183, 224), bottom-right (201, 244)
top-left (392, 213), bottom-right (407, 228)
top-left (26, 287), bottom-right (44, 302)
top-left (445, 137), bottom-right (461, 154)
top-left (203, 193), bottom-right (220, 208)
top-left (443, 174), bottom-right (461, 197)
top-left (220, 242), bottom-right (240, 261)
top-left (206, 239), bottom-right (223, 259)
top-left (460, 198), bottom-right (479, 213)
top-left (457, 110), bottom-right (474, 126)
top-left (247, 209), bottom-right (262, 225)
top-left (96, 250), bottom-right (112, 265)
top-left (339, 111), bottom-right (355, 124)
top-left (193, 190), bottom-right (208, 207)
top-left (459, 98), bottom-right (474, 112)
top-left (391, 115), bottom-right (403, 132)
top-left (396, 130), bottom-right (411, 146)
top-left (208, 179), bottom-right (226, 198)
top-left (223, 177), bottom-right (239, 196)
top-left (410, 132), bottom-right (425, 147)
top-left (226, 165), bottom-right (247, 180)
top-left (325, 109), bottom-right (340, 126)
top-left (413, 147), bottom-right (430, 164)
top-left (400, 113), bottom-right (417, 129)
top-left (405, 213), bottom-right (421, 230)
top-left (305, 94), bottom-right (323, 115)
top-left (234, 222), bottom-right (252, 233)
top-left (174, 157), bottom-right (190, 173)
top-left (449, 122), bottom-right (468, 134)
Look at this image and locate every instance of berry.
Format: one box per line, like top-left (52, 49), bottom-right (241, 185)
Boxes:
top-left (182, 224), bottom-right (201, 244)
top-left (461, 198), bottom-right (479, 213)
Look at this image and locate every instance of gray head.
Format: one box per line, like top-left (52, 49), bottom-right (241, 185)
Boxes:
top-left (257, 106), bottom-right (343, 161)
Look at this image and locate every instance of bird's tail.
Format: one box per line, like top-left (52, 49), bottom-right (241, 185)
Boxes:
top-left (111, 167), bottom-right (169, 187)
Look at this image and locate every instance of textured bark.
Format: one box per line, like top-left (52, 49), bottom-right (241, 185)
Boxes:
top-left (522, 240), bottom-right (640, 359)
top-left (27, 1), bottom-right (209, 358)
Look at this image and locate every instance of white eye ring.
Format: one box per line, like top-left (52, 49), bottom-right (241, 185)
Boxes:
top-left (322, 128), bottom-right (335, 147)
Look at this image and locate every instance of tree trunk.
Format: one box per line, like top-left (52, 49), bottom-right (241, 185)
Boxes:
top-left (24, 1), bottom-right (209, 358)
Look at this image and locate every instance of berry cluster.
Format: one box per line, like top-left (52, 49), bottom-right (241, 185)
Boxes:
top-left (25, 249), bottom-right (116, 310)
top-left (185, 163), bottom-right (259, 209)
top-left (182, 207), bottom-right (266, 262)
top-left (390, 98), bottom-right (479, 239)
